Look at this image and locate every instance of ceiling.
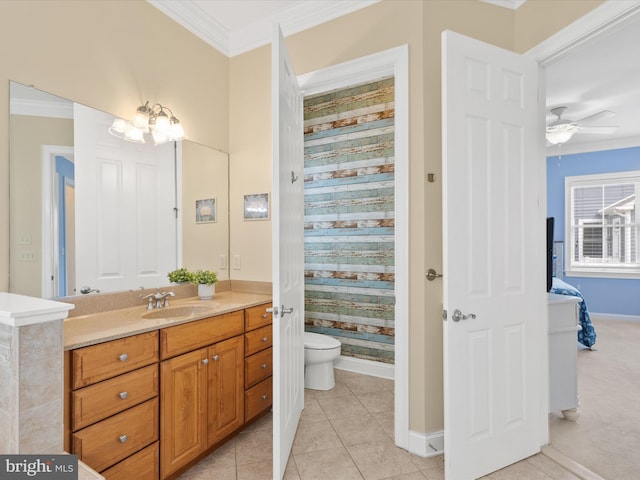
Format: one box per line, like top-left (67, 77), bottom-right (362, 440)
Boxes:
top-left (544, 12), bottom-right (640, 154)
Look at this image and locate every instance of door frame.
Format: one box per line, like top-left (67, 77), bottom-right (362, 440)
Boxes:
top-left (525, 0), bottom-right (640, 67)
top-left (41, 145), bottom-right (74, 298)
top-left (298, 44), bottom-right (410, 450)
top-left (525, 0), bottom-right (640, 452)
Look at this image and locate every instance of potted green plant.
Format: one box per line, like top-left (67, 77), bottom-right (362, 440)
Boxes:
top-left (167, 267), bottom-right (193, 284)
top-left (192, 269), bottom-right (218, 300)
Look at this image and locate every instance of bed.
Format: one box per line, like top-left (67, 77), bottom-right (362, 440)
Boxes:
top-left (550, 277), bottom-right (597, 348)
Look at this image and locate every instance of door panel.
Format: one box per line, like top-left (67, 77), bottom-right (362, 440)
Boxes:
top-left (272, 24), bottom-right (305, 480)
top-left (442, 30), bottom-right (546, 479)
top-left (74, 103), bottom-right (176, 293)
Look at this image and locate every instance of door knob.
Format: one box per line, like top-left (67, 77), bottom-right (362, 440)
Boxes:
top-left (451, 309), bottom-right (476, 322)
top-left (426, 269), bottom-right (443, 281)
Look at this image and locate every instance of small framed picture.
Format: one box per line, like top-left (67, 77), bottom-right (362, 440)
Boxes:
top-left (244, 193), bottom-right (270, 220)
top-left (195, 198), bottom-right (216, 223)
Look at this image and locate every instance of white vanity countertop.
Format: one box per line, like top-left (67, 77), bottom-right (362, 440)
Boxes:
top-left (64, 291), bottom-right (271, 350)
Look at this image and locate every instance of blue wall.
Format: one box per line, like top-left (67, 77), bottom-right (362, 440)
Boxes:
top-left (547, 146), bottom-right (640, 316)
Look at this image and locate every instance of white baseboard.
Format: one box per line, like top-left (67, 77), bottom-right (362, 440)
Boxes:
top-left (590, 312), bottom-right (640, 323)
top-left (407, 429), bottom-right (444, 458)
top-left (334, 355), bottom-right (394, 380)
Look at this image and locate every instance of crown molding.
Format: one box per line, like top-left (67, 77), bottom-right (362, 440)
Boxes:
top-left (10, 98), bottom-right (73, 119)
top-left (147, 0), bottom-right (230, 55)
top-left (148, 0), bottom-right (380, 57)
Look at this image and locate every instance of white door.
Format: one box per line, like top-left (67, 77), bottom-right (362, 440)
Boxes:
top-left (74, 103), bottom-right (177, 294)
top-left (442, 31), bottom-right (546, 479)
top-left (271, 24), bottom-right (305, 480)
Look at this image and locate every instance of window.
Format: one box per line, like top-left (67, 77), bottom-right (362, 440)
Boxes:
top-left (565, 171), bottom-right (639, 277)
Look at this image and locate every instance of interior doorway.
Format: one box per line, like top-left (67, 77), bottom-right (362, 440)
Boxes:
top-left (298, 45), bottom-right (410, 450)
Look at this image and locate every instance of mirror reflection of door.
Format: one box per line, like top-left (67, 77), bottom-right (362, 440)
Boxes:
top-left (54, 154), bottom-right (75, 297)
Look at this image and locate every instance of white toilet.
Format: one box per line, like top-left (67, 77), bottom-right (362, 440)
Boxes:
top-left (304, 332), bottom-right (341, 390)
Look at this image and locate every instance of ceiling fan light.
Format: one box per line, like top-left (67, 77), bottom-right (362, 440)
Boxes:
top-left (546, 129), bottom-right (576, 145)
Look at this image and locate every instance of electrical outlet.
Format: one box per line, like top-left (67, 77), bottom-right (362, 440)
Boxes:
top-left (219, 254), bottom-right (227, 269)
top-left (18, 251), bottom-right (37, 262)
top-left (18, 234), bottom-right (32, 245)
top-left (233, 255), bottom-right (241, 270)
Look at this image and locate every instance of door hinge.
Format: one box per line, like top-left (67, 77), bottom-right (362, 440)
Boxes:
top-left (442, 309), bottom-right (447, 321)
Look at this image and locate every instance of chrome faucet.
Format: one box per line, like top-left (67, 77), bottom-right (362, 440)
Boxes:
top-left (140, 290), bottom-right (175, 309)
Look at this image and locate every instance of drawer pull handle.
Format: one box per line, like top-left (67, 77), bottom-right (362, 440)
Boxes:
top-left (213, 355), bottom-right (219, 361)
top-left (261, 363), bottom-right (268, 369)
top-left (202, 359), bottom-right (209, 365)
top-left (119, 391), bottom-right (128, 400)
top-left (118, 434), bottom-right (128, 443)
top-left (261, 337), bottom-right (268, 342)
top-left (261, 394), bottom-right (268, 400)
top-left (262, 312), bottom-right (268, 318)
top-left (119, 353), bottom-right (128, 362)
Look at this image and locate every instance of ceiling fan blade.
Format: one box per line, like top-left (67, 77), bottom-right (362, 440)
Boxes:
top-left (577, 125), bottom-right (619, 134)
top-left (576, 110), bottom-right (616, 124)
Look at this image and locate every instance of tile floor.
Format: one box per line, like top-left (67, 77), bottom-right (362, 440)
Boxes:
top-left (176, 368), bottom-right (581, 480)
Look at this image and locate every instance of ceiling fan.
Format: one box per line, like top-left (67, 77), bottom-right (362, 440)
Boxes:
top-left (546, 106), bottom-right (618, 145)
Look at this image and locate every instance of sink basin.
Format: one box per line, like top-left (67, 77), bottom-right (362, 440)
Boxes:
top-left (142, 305), bottom-right (211, 320)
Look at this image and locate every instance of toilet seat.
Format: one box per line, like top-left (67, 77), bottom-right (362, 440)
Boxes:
top-left (304, 332), bottom-right (340, 350)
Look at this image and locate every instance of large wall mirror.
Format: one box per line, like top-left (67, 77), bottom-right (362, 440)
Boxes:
top-left (9, 81), bottom-right (229, 299)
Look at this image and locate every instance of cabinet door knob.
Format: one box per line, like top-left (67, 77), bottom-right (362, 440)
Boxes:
top-left (261, 394), bottom-right (268, 400)
top-left (262, 312), bottom-right (268, 318)
top-left (261, 337), bottom-right (268, 342)
top-left (202, 359), bottom-right (209, 365)
top-left (119, 391), bottom-right (128, 400)
top-left (118, 434), bottom-right (128, 443)
top-left (261, 363), bottom-right (267, 369)
top-left (119, 353), bottom-right (128, 362)
top-left (212, 355), bottom-right (219, 361)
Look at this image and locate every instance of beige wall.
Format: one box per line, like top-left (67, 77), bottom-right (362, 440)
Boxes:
top-left (0, 0), bottom-right (230, 291)
top-left (181, 141), bottom-right (230, 280)
top-left (228, 0), bottom-right (601, 434)
top-left (9, 115), bottom-right (73, 297)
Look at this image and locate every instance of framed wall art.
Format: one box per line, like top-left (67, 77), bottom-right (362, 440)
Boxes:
top-left (195, 198), bottom-right (216, 223)
top-left (243, 193), bottom-right (270, 220)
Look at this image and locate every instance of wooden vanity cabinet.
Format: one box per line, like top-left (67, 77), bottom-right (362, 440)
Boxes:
top-left (66, 303), bottom-right (272, 480)
top-left (159, 311), bottom-right (245, 478)
top-left (160, 348), bottom-right (208, 477)
top-left (69, 331), bottom-right (160, 479)
top-left (207, 336), bottom-right (244, 447)
top-left (243, 304), bottom-right (273, 422)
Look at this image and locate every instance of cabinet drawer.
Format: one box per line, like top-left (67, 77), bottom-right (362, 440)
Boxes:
top-left (244, 347), bottom-right (272, 388)
top-left (72, 398), bottom-right (159, 472)
top-left (244, 377), bottom-right (272, 422)
top-left (72, 331), bottom-right (159, 389)
top-left (101, 441), bottom-right (159, 480)
top-left (245, 304), bottom-right (272, 331)
top-left (244, 325), bottom-right (272, 357)
top-left (160, 311), bottom-right (244, 359)
top-left (72, 364), bottom-right (159, 430)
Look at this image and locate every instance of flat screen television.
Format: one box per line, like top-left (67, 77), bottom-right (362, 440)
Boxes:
top-left (546, 217), bottom-right (554, 292)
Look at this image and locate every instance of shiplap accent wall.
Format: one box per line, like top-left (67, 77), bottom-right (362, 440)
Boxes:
top-left (303, 77), bottom-right (395, 364)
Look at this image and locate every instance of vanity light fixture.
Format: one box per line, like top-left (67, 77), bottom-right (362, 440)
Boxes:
top-left (109, 101), bottom-right (185, 145)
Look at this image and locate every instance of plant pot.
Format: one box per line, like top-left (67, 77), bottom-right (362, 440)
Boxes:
top-left (197, 283), bottom-right (215, 300)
